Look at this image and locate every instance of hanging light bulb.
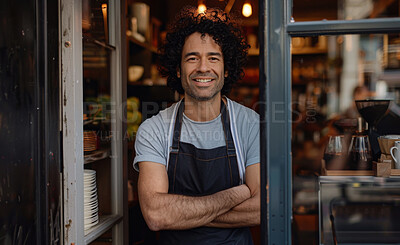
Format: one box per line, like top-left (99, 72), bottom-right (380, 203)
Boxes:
top-left (102, 3), bottom-right (108, 42)
top-left (198, 2), bottom-right (207, 14)
top-left (242, 2), bottom-right (252, 17)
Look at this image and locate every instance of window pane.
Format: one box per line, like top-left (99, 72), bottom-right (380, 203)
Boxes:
top-left (292, 0), bottom-right (400, 22)
top-left (82, 0), bottom-right (113, 224)
top-left (291, 33), bottom-right (400, 244)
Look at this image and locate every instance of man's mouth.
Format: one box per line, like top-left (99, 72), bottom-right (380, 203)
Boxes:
top-left (194, 78), bottom-right (213, 83)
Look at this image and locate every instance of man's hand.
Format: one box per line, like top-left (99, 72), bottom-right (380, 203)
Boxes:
top-left (207, 163), bottom-right (260, 228)
top-left (138, 161), bottom-right (251, 231)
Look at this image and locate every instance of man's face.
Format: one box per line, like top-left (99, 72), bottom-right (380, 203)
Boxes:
top-left (178, 32), bottom-right (227, 102)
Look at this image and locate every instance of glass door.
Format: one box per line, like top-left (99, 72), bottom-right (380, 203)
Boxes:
top-left (261, 0), bottom-right (400, 244)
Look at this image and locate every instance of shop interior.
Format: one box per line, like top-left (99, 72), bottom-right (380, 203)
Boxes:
top-left (81, 0), bottom-right (400, 244)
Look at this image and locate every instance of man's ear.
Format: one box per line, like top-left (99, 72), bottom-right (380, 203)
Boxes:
top-left (224, 71), bottom-right (228, 77)
top-left (177, 68), bottom-right (180, 78)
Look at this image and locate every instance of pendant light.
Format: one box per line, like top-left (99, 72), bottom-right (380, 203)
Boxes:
top-left (242, 1), bottom-right (252, 17)
top-left (198, 0), bottom-right (207, 14)
top-left (102, 3), bottom-right (109, 42)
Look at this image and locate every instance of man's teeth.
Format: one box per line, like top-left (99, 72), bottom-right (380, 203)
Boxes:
top-left (195, 78), bottom-right (212, 83)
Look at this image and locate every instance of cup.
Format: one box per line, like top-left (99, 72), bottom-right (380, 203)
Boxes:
top-left (390, 141), bottom-right (400, 169)
top-left (323, 135), bottom-right (347, 170)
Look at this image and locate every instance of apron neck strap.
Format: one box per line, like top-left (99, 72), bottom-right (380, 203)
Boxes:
top-left (171, 99), bottom-right (233, 151)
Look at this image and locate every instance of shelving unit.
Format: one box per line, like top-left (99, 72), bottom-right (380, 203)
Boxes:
top-left (84, 215), bottom-right (123, 243)
top-left (125, 3), bottom-right (178, 122)
top-left (61, 0), bottom-right (126, 244)
top-left (127, 35), bottom-right (158, 54)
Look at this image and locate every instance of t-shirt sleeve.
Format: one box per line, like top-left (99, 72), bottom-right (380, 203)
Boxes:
top-left (133, 118), bottom-right (166, 171)
top-left (245, 113), bottom-right (260, 167)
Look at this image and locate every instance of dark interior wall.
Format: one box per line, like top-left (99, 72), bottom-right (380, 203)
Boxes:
top-left (0, 0), bottom-right (60, 244)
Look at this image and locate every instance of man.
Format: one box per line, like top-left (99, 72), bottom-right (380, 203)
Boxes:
top-left (133, 6), bottom-right (260, 245)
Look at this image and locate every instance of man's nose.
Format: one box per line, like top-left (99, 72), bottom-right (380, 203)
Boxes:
top-left (197, 58), bottom-right (210, 73)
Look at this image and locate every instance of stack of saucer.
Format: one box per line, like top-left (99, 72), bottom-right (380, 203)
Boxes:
top-left (84, 131), bottom-right (97, 152)
top-left (84, 169), bottom-right (99, 231)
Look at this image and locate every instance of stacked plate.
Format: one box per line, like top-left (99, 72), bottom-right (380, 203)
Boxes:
top-left (84, 169), bottom-right (99, 231)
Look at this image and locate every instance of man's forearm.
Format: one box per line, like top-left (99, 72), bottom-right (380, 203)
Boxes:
top-left (139, 184), bottom-right (251, 231)
top-left (206, 191), bottom-right (260, 228)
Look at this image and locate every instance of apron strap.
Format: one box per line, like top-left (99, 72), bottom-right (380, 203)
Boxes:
top-left (170, 99), bottom-right (185, 153)
top-left (221, 100), bottom-right (236, 156)
top-left (170, 99), bottom-right (235, 156)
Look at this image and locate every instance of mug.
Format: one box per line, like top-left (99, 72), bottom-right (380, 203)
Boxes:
top-left (390, 141), bottom-right (400, 169)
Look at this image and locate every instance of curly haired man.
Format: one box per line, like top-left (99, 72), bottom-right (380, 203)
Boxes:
top-left (133, 6), bottom-right (260, 245)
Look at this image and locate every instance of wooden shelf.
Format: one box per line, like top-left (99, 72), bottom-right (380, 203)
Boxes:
top-left (323, 170), bottom-right (374, 176)
top-left (292, 47), bottom-right (327, 55)
top-left (127, 35), bottom-right (158, 54)
top-left (322, 169), bottom-right (400, 176)
top-left (84, 214), bottom-right (123, 244)
top-left (245, 47), bottom-right (327, 56)
top-left (84, 149), bottom-right (109, 164)
top-left (391, 169), bottom-right (400, 176)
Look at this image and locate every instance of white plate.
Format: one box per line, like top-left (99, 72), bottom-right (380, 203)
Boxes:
top-left (84, 218), bottom-right (99, 230)
top-left (84, 213), bottom-right (98, 221)
top-left (84, 169), bottom-right (96, 174)
top-left (84, 206), bottom-right (98, 214)
top-left (84, 209), bottom-right (98, 217)
top-left (83, 180), bottom-right (96, 185)
top-left (83, 174), bottom-right (96, 179)
top-left (84, 197), bottom-right (97, 203)
top-left (83, 172), bottom-right (96, 176)
top-left (83, 183), bottom-right (97, 190)
top-left (84, 192), bottom-right (97, 199)
top-left (84, 185), bottom-right (96, 191)
top-left (84, 192), bottom-right (98, 199)
top-left (84, 198), bottom-right (98, 206)
top-left (84, 185), bottom-right (97, 192)
top-left (84, 217), bottom-right (99, 226)
top-left (84, 201), bottom-right (98, 208)
top-left (84, 211), bottom-right (98, 219)
top-left (83, 177), bottom-right (96, 183)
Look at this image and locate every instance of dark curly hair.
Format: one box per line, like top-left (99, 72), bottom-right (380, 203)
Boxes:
top-left (158, 6), bottom-right (249, 95)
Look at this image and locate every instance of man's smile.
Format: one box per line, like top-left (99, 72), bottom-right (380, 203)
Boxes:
top-left (194, 78), bottom-right (213, 83)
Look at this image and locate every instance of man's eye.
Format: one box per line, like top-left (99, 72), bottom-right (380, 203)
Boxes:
top-left (187, 57), bottom-right (197, 62)
top-left (210, 57), bottom-right (220, 62)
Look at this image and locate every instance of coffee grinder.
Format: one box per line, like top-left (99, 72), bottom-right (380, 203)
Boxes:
top-left (355, 99), bottom-right (391, 161)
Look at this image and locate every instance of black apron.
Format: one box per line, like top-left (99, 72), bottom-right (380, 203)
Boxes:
top-left (159, 100), bottom-right (253, 245)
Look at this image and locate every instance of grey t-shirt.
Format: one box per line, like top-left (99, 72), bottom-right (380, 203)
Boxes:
top-left (133, 98), bottom-right (260, 180)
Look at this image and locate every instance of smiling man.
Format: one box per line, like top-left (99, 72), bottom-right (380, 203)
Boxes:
top-left (133, 6), bottom-right (260, 245)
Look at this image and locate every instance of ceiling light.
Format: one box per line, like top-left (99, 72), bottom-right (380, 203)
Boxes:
top-left (242, 2), bottom-right (252, 17)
